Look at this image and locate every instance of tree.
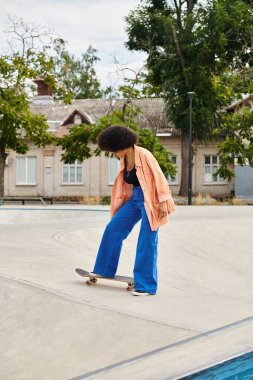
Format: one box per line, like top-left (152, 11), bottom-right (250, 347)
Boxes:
top-left (217, 107), bottom-right (253, 180)
top-left (214, 67), bottom-right (253, 179)
top-left (0, 18), bottom-right (57, 198)
top-left (52, 39), bottom-right (103, 99)
top-left (125, 0), bottom-right (253, 195)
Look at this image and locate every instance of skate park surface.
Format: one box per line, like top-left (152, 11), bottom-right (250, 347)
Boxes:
top-left (0, 205), bottom-right (253, 379)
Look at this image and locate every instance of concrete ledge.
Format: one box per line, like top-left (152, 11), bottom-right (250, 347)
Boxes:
top-left (0, 205), bottom-right (109, 224)
top-left (0, 196), bottom-right (53, 205)
top-left (75, 316), bottom-right (253, 380)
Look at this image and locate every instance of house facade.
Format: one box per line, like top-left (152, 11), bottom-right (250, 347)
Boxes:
top-left (4, 80), bottom-right (236, 201)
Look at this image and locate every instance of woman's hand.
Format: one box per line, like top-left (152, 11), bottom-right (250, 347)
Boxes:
top-left (158, 201), bottom-right (168, 219)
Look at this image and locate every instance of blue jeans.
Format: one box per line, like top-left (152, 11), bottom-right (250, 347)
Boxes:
top-left (93, 187), bottom-right (158, 294)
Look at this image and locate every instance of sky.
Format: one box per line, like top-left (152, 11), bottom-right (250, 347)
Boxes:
top-left (0, 0), bottom-right (147, 89)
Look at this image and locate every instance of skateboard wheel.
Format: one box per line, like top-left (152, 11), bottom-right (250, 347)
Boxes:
top-left (126, 283), bottom-right (134, 291)
top-left (90, 278), bottom-right (97, 284)
top-left (86, 280), bottom-right (92, 285)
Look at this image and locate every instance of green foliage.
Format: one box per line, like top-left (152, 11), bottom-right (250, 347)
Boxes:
top-left (52, 40), bottom-right (103, 100)
top-left (0, 77), bottom-right (54, 154)
top-left (0, 18), bottom-right (61, 197)
top-left (211, 65), bottom-right (253, 179)
top-left (214, 106), bottom-right (253, 180)
top-left (125, 0), bottom-right (253, 139)
top-left (101, 196), bottom-right (111, 205)
top-left (0, 86), bottom-right (53, 152)
top-left (0, 19), bottom-right (58, 153)
top-left (57, 125), bottom-right (92, 164)
top-left (125, 0), bottom-right (253, 189)
top-left (118, 73), bottom-right (161, 99)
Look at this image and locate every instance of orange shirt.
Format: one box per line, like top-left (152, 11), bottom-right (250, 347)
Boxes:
top-left (110, 145), bottom-right (176, 231)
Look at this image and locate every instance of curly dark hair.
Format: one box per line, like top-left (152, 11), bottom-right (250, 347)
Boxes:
top-left (98, 125), bottom-right (138, 152)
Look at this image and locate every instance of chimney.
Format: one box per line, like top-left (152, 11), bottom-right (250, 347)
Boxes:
top-left (33, 76), bottom-right (54, 105)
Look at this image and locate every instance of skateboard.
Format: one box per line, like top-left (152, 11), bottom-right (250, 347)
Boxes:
top-left (75, 268), bottom-right (134, 291)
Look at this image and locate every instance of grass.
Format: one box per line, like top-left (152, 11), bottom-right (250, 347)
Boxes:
top-left (194, 193), bottom-right (219, 205)
top-left (78, 194), bottom-right (252, 206)
top-left (174, 194), bottom-right (253, 206)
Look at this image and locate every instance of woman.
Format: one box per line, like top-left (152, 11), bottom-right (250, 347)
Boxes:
top-left (91, 125), bottom-right (175, 296)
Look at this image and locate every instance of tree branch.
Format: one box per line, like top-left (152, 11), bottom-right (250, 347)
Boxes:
top-left (187, 0), bottom-right (195, 13)
top-left (5, 16), bottom-right (52, 88)
top-left (173, 0), bottom-right (183, 30)
top-left (171, 25), bottom-right (186, 73)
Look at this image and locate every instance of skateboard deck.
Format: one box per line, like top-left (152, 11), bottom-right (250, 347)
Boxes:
top-left (75, 268), bottom-right (134, 291)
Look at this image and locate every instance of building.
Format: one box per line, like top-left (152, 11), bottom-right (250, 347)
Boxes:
top-left (4, 79), bottom-right (235, 202)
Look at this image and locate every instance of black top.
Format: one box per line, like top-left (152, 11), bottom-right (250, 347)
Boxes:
top-left (124, 164), bottom-right (140, 187)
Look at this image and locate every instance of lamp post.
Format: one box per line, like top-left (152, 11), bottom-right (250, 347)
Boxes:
top-left (187, 92), bottom-right (195, 205)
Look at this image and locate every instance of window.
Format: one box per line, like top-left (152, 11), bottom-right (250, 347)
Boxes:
top-left (74, 114), bottom-right (82, 125)
top-left (168, 155), bottom-right (177, 184)
top-left (17, 156), bottom-right (37, 185)
top-left (108, 156), bottom-right (120, 185)
top-left (63, 160), bottom-right (83, 184)
top-left (204, 155), bottom-right (224, 183)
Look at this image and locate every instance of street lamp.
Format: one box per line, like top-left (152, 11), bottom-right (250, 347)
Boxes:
top-left (187, 91), bottom-right (195, 205)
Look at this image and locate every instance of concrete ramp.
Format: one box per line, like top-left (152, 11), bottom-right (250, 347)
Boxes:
top-left (0, 206), bottom-right (253, 379)
top-left (1, 276), bottom-right (193, 380)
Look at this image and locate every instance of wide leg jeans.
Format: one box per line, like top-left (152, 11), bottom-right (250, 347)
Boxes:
top-left (93, 187), bottom-right (158, 294)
